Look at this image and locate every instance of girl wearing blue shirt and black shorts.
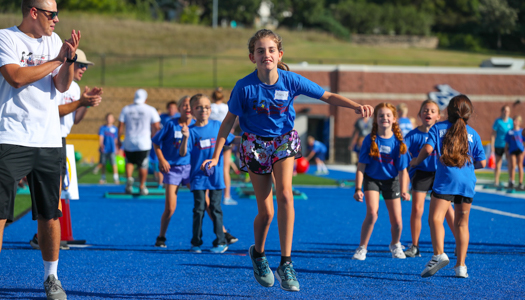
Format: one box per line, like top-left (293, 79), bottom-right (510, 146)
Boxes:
top-left (403, 100), bottom-right (455, 258)
top-left (201, 29), bottom-right (373, 292)
top-left (353, 103), bottom-right (411, 261)
top-left (504, 116), bottom-right (524, 189)
top-left (411, 95), bottom-right (486, 278)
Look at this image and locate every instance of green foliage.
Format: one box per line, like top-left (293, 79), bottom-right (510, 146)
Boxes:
top-left (479, 0), bottom-right (518, 35)
top-left (437, 33), bottom-right (484, 51)
top-left (180, 5), bottom-right (201, 24)
top-left (57, 0), bottom-right (131, 12)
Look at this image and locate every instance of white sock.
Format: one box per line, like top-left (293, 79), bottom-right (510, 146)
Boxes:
top-left (44, 260), bottom-right (58, 281)
top-left (113, 173), bottom-right (119, 181)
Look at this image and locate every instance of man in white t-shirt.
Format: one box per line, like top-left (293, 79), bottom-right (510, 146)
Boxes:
top-left (29, 48), bottom-right (102, 251)
top-left (118, 89), bottom-right (161, 195)
top-left (0, 1), bottom-right (80, 299)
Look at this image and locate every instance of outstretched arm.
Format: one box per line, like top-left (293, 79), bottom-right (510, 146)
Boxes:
top-left (200, 112), bottom-right (237, 170)
top-left (319, 92), bottom-right (374, 118)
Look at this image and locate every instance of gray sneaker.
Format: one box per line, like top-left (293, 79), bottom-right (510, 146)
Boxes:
top-left (421, 253), bottom-right (450, 278)
top-left (44, 274), bottom-right (67, 300)
top-left (248, 245), bottom-right (274, 287)
top-left (125, 178), bottom-right (134, 194)
top-left (275, 262), bottom-right (300, 292)
top-left (404, 244), bottom-right (421, 257)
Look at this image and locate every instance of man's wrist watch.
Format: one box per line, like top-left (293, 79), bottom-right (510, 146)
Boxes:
top-left (66, 53), bottom-right (77, 63)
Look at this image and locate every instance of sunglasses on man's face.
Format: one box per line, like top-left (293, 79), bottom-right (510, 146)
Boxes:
top-left (31, 7), bottom-right (59, 20)
top-left (77, 63), bottom-right (89, 69)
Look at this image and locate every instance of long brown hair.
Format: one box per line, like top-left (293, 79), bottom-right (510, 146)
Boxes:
top-left (248, 29), bottom-right (289, 71)
top-left (369, 103), bottom-right (407, 158)
top-left (441, 95), bottom-right (473, 168)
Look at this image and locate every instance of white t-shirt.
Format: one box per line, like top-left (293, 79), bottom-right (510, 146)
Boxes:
top-left (0, 26), bottom-right (63, 147)
top-left (119, 103), bottom-right (160, 151)
top-left (59, 81), bottom-right (81, 138)
top-left (210, 103), bottom-right (229, 122)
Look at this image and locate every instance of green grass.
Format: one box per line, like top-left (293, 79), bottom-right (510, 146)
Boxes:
top-left (14, 194), bottom-right (31, 220)
top-left (2, 13), bottom-right (523, 88)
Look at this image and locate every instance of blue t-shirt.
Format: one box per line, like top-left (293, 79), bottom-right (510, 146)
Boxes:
top-left (149, 148), bottom-right (158, 163)
top-left (398, 117), bottom-right (413, 137)
top-left (160, 113), bottom-right (181, 128)
top-left (151, 118), bottom-right (196, 166)
top-left (186, 120), bottom-right (235, 191)
top-left (228, 69), bottom-right (326, 137)
top-left (404, 128), bottom-right (438, 178)
top-left (98, 125), bottom-right (118, 154)
top-left (359, 134), bottom-right (410, 180)
top-left (309, 140), bottom-right (327, 154)
top-left (505, 128), bottom-right (524, 153)
top-left (426, 121), bottom-right (486, 198)
top-left (493, 118), bottom-right (513, 148)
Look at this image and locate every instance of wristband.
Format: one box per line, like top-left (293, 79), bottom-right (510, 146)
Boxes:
top-left (66, 53), bottom-right (77, 63)
top-left (355, 188), bottom-right (362, 192)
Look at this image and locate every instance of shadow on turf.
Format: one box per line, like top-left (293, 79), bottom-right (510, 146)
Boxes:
top-left (0, 288), bottom-right (251, 299)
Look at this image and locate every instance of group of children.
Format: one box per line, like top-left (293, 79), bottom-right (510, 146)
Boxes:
top-left (353, 96), bottom-right (486, 280)
top-left (92, 29), bottom-right (487, 292)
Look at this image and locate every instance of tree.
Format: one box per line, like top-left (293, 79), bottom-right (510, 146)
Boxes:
top-left (479, 0), bottom-right (519, 49)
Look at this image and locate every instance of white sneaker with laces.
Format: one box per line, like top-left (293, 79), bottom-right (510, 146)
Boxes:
top-left (421, 253), bottom-right (450, 277)
top-left (352, 246), bottom-right (367, 260)
top-left (389, 243), bottom-right (406, 259)
top-left (455, 265), bottom-right (468, 278)
top-left (140, 187), bottom-right (149, 196)
top-left (223, 198), bottom-right (238, 205)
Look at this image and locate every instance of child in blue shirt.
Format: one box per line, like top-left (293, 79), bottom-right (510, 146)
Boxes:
top-left (201, 29), bottom-right (373, 292)
top-left (403, 100), bottom-right (455, 258)
top-left (491, 106), bottom-right (513, 186)
top-left (411, 95), bottom-right (486, 279)
top-left (397, 103), bottom-right (413, 137)
top-left (98, 113), bottom-right (119, 184)
top-left (151, 96), bottom-right (194, 248)
top-left (180, 94), bottom-right (235, 254)
top-left (353, 103), bottom-right (410, 261)
top-left (505, 115), bottom-right (524, 189)
top-left (305, 136), bottom-right (329, 175)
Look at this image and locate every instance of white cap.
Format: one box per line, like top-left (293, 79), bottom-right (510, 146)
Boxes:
top-left (134, 89), bottom-right (147, 104)
top-left (76, 49), bottom-right (94, 65)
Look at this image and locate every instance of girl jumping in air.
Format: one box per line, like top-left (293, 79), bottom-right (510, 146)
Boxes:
top-left (353, 103), bottom-right (411, 261)
top-left (403, 100), bottom-right (456, 257)
top-left (411, 95), bottom-right (486, 278)
top-left (201, 29), bottom-right (373, 292)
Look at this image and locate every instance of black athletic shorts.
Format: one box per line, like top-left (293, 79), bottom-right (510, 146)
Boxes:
top-left (511, 149), bottom-right (523, 156)
top-left (0, 144), bottom-right (62, 223)
top-left (494, 147), bottom-right (505, 157)
top-left (124, 150), bottom-right (149, 169)
top-left (363, 173), bottom-right (401, 199)
top-left (411, 170), bottom-right (435, 192)
top-left (431, 191), bottom-right (473, 204)
top-left (61, 138), bottom-right (67, 177)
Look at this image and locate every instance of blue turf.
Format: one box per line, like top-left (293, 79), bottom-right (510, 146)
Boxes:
top-left (2, 179), bottom-right (524, 299)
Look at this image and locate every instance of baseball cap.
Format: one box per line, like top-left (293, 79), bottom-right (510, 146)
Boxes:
top-left (134, 89), bottom-right (148, 104)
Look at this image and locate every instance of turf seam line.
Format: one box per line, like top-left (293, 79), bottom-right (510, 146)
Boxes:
top-left (471, 205), bottom-right (525, 219)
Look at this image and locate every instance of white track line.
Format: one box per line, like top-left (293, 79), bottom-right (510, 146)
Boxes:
top-left (470, 205), bottom-right (525, 219)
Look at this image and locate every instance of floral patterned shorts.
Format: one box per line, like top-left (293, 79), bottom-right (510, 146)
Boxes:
top-left (239, 130), bottom-right (302, 175)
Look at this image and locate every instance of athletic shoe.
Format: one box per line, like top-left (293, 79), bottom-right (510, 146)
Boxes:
top-left (44, 274), bottom-right (67, 300)
top-left (155, 236), bottom-right (167, 248)
top-left (352, 246), bottom-right (367, 260)
top-left (248, 245), bottom-right (274, 287)
top-left (223, 197), bottom-right (238, 205)
top-left (99, 179), bottom-right (106, 184)
top-left (210, 244), bottom-right (228, 253)
top-left (519, 183), bottom-right (525, 190)
top-left (389, 243), bottom-right (406, 259)
top-left (421, 253), bottom-right (450, 278)
top-left (113, 175), bottom-right (120, 185)
top-left (404, 244), bottom-right (421, 257)
top-left (140, 187), bottom-right (149, 196)
top-left (125, 178), bottom-right (134, 194)
top-left (508, 181), bottom-right (514, 189)
top-left (30, 234), bottom-right (40, 250)
top-left (190, 245), bottom-right (202, 253)
top-left (454, 265), bottom-right (468, 278)
top-left (275, 262), bottom-right (300, 292)
top-left (59, 241), bottom-right (70, 250)
top-left (224, 232), bottom-right (238, 245)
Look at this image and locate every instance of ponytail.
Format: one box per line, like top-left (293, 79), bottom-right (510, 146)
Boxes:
top-left (441, 95), bottom-right (473, 168)
top-left (277, 61), bottom-right (289, 71)
top-left (392, 122), bottom-right (407, 154)
top-left (369, 122), bottom-right (380, 158)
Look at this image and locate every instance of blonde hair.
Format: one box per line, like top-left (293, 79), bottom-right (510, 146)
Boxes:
top-left (369, 103), bottom-right (407, 158)
top-left (396, 103), bottom-right (408, 116)
top-left (248, 29), bottom-right (289, 71)
top-left (177, 95), bottom-right (190, 110)
top-left (515, 115), bottom-right (522, 123)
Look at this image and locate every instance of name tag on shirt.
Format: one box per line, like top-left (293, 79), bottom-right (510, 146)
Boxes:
top-left (200, 139), bottom-right (211, 148)
top-left (380, 145), bottom-right (391, 154)
top-left (174, 131), bottom-right (183, 138)
top-left (274, 90), bottom-right (289, 101)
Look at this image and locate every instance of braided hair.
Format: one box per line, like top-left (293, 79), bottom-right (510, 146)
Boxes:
top-left (369, 103), bottom-right (407, 158)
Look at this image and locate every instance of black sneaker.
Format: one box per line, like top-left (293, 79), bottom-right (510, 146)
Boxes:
top-left (30, 234), bottom-right (40, 250)
top-left (155, 236), bottom-right (167, 248)
top-left (508, 181), bottom-right (515, 189)
top-left (225, 232), bottom-right (238, 245)
top-left (404, 244), bottom-right (421, 257)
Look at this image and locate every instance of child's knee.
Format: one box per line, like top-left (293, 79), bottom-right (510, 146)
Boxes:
top-left (258, 211), bottom-right (274, 225)
top-left (365, 211), bottom-right (378, 223)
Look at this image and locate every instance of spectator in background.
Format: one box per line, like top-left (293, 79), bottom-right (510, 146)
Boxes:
top-left (305, 136), bottom-right (329, 175)
top-left (118, 89), bottom-right (161, 195)
top-left (397, 103), bottom-right (413, 137)
top-left (160, 99), bottom-right (181, 128)
top-left (491, 105), bottom-right (513, 187)
top-left (97, 113), bottom-right (119, 184)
